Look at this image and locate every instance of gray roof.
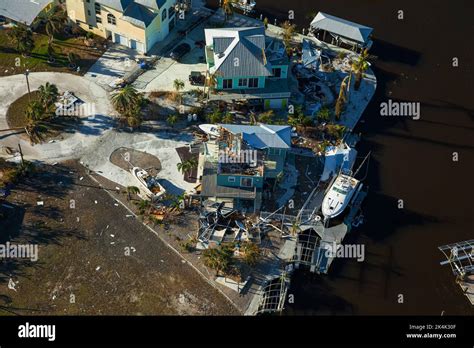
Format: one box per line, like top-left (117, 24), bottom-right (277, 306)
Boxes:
top-left (310, 12), bottom-right (373, 44)
top-left (201, 162), bottom-right (256, 199)
top-left (0, 0), bottom-right (53, 25)
top-left (219, 124), bottom-right (292, 149)
top-left (205, 27), bottom-right (272, 78)
top-left (302, 38), bottom-right (321, 69)
top-left (100, 0), bottom-right (166, 12)
top-left (122, 2), bottom-right (157, 28)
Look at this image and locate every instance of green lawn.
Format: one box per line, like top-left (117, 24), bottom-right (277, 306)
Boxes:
top-left (0, 28), bottom-right (107, 77)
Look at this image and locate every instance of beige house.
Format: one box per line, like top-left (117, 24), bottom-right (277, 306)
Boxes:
top-left (65, 0), bottom-right (178, 53)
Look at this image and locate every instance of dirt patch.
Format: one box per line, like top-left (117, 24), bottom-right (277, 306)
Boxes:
top-left (6, 91), bottom-right (42, 128)
top-left (110, 147), bottom-right (162, 177)
top-left (0, 161), bottom-right (238, 315)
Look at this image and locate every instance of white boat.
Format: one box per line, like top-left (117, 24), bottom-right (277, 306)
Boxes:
top-left (321, 173), bottom-right (360, 219)
top-left (231, 0), bottom-right (256, 13)
top-left (131, 167), bottom-right (166, 200)
top-left (199, 124), bottom-right (220, 138)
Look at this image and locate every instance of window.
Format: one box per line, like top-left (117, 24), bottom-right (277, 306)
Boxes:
top-left (107, 13), bottom-right (116, 25)
top-left (169, 7), bottom-right (175, 18)
top-left (162, 8), bottom-right (167, 21)
top-left (87, 10), bottom-right (91, 16)
top-left (240, 177), bottom-right (253, 188)
top-left (272, 67), bottom-right (282, 78)
top-left (86, 0), bottom-right (90, 2)
top-left (88, 24), bottom-right (94, 30)
top-left (95, 3), bottom-right (101, 15)
top-left (96, 16), bottom-right (102, 23)
top-left (228, 176), bottom-right (236, 183)
top-left (248, 78), bottom-right (258, 88)
top-left (223, 79), bottom-right (233, 89)
top-left (238, 78), bottom-right (248, 87)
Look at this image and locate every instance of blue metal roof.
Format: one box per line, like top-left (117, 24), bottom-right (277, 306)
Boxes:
top-left (219, 124), bottom-right (292, 149)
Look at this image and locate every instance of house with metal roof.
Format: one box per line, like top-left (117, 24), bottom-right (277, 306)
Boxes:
top-left (65, 0), bottom-right (178, 53)
top-left (309, 12), bottom-right (373, 52)
top-left (197, 124), bottom-right (292, 212)
top-left (204, 26), bottom-right (291, 109)
top-left (0, 0), bottom-right (58, 27)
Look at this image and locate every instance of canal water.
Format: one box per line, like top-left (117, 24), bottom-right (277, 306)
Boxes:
top-left (209, 0), bottom-right (474, 314)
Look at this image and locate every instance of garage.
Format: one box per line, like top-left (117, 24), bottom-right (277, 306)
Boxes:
top-left (114, 33), bottom-right (128, 47)
top-left (130, 39), bottom-right (145, 53)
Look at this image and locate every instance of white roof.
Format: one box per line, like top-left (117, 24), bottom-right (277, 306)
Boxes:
top-left (310, 12), bottom-right (373, 44)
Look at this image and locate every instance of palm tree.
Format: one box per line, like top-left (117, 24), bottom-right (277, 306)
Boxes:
top-left (38, 82), bottom-right (59, 109)
top-left (317, 107), bottom-right (331, 122)
top-left (167, 114), bottom-right (178, 128)
top-left (24, 100), bottom-right (47, 144)
top-left (68, 52), bottom-right (79, 69)
top-left (46, 41), bottom-right (55, 63)
top-left (203, 244), bottom-right (234, 276)
top-left (125, 186), bottom-right (140, 201)
top-left (177, 158), bottom-right (197, 176)
top-left (173, 79), bottom-right (185, 104)
top-left (281, 21), bottom-right (296, 57)
top-left (111, 85), bottom-right (141, 114)
top-left (335, 75), bottom-right (350, 120)
top-left (8, 24), bottom-right (34, 57)
top-left (222, 112), bottom-right (234, 124)
top-left (39, 6), bottom-right (68, 44)
top-left (351, 49), bottom-right (370, 91)
top-left (221, 0), bottom-right (236, 22)
top-left (241, 242), bottom-right (261, 266)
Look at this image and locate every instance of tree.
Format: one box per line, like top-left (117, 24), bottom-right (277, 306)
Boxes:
top-left (317, 107), bottom-right (331, 122)
top-left (288, 106), bottom-right (313, 129)
top-left (39, 5), bottom-right (68, 44)
top-left (68, 52), bottom-right (79, 69)
top-left (125, 186), bottom-right (140, 201)
top-left (111, 85), bottom-right (141, 114)
top-left (202, 243), bottom-right (234, 276)
top-left (177, 158), bottom-right (197, 176)
top-left (335, 75), bottom-right (350, 120)
top-left (46, 41), bottom-right (55, 63)
top-left (263, 17), bottom-right (269, 29)
top-left (351, 49), bottom-right (370, 91)
top-left (167, 114), bottom-right (178, 128)
top-left (281, 21), bottom-right (296, 57)
top-left (240, 242), bottom-right (261, 266)
top-left (38, 82), bottom-right (59, 109)
top-left (207, 108), bottom-right (222, 124)
top-left (258, 110), bottom-right (274, 124)
top-left (24, 100), bottom-right (47, 144)
top-left (173, 79), bottom-right (185, 104)
top-left (221, 0), bottom-right (236, 22)
top-left (222, 112), bottom-right (234, 124)
top-left (8, 24), bottom-right (34, 56)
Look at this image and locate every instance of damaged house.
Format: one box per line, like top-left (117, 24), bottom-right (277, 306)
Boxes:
top-left (196, 124), bottom-right (292, 212)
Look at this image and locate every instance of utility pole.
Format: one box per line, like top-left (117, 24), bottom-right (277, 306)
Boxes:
top-left (18, 143), bottom-right (24, 166)
top-left (25, 69), bottom-right (31, 102)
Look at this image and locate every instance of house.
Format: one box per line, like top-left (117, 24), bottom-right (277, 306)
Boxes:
top-left (0, 0), bottom-right (59, 27)
top-left (309, 12), bottom-right (373, 52)
top-left (204, 26), bottom-right (291, 109)
top-left (197, 124), bottom-right (292, 212)
top-left (65, 0), bottom-right (178, 53)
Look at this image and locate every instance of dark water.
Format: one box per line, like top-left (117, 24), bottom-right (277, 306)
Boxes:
top-left (211, 0), bottom-right (474, 314)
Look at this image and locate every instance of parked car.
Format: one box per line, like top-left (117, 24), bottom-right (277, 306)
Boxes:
top-left (170, 43), bottom-right (191, 61)
top-left (189, 71), bottom-right (205, 86)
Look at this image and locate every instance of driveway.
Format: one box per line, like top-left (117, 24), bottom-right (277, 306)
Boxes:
top-left (84, 44), bottom-right (143, 90)
top-left (0, 72), bottom-right (114, 162)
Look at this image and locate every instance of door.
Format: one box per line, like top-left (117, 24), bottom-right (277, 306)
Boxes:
top-left (130, 39), bottom-right (145, 53)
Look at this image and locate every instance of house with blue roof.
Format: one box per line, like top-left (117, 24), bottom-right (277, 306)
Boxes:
top-left (197, 123), bottom-right (292, 212)
top-left (204, 26), bottom-right (291, 109)
top-left (65, 0), bottom-right (180, 53)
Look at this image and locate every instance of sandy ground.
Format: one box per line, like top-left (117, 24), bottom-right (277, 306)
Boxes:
top-left (0, 161), bottom-right (238, 315)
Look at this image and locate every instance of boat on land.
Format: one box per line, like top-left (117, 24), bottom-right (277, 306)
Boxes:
top-left (199, 124), bottom-right (220, 138)
top-left (322, 172), bottom-right (361, 219)
top-left (231, 0), bottom-right (256, 13)
top-left (131, 167), bottom-right (166, 200)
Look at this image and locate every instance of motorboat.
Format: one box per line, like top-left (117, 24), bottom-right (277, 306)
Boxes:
top-left (131, 167), bottom-right (166, 201)
top-left (321, 173), bottom-right (360, 219)
top-left (231, 0), bottom-right (256, 13)
top-left (199, 124), bottom-right (220, 138)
